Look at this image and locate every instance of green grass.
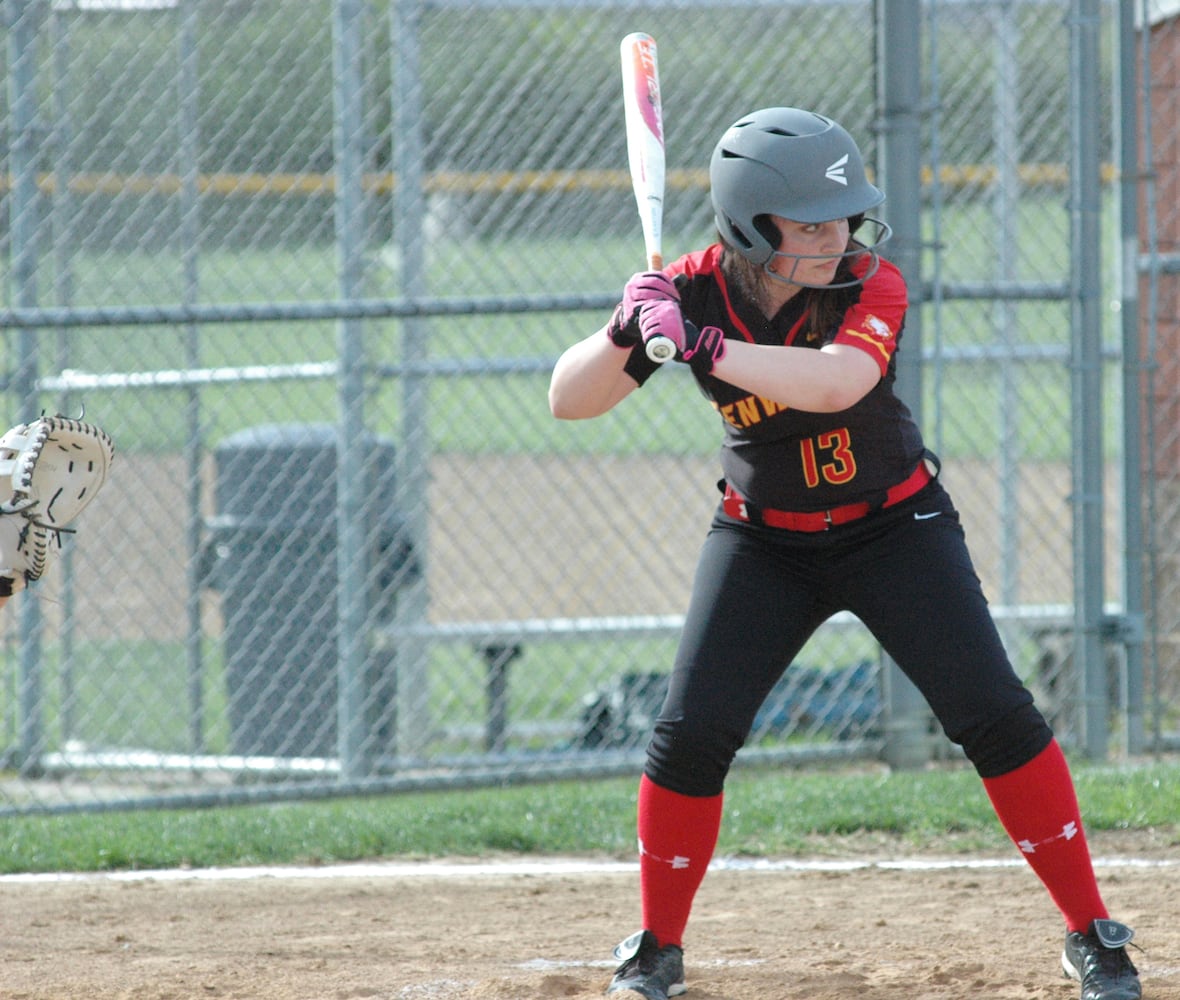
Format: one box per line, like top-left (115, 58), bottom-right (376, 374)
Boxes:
top-left (0, 758), bottom-right (1175, 874)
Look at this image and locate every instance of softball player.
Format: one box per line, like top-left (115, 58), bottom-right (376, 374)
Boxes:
top-left (549, 108), bottom-right (1141, 1000)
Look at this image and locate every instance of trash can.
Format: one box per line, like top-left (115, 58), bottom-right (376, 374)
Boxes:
top-left (203, 423), bottom-right (414, 758)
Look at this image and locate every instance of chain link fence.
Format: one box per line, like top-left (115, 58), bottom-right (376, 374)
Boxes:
top-left (0, 0), bottom-right (1171, 815)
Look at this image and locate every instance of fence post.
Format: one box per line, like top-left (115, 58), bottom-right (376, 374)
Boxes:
top-left (7, 0), bottom-right (46, 776)
top-left (1117, 0), bottom-right (1145, 754)
top-left (178, 0), bottom-right (206, 755)
top-left (390, 0), bottom-right (434, 758)
top-left (877, 0), bottom-right (932, 769)
top-left (1069, 0), bottom-right (1108, 759)
top-left (333, 0), bottom-right (370, 778)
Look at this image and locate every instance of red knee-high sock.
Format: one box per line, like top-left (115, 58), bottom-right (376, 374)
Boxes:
top-left (981, 739), bottom-right (1108, 932)
top-left (636, 774), bottom-right (724, 949)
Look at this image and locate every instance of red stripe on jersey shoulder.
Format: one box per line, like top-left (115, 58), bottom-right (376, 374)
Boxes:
top-left (670, 245), bottom-right (723, 280)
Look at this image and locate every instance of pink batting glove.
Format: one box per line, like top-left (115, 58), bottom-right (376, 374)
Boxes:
top-left (637, 300), bottom-right (687, 355)
top-left (605, 272), bottom-right (679, 349)
top-left (638, 301), bottom-right (726, 375)
top-left (681, 323), bottom-right (727, 375)
top-left (622, 271), bottom-right (679, 322)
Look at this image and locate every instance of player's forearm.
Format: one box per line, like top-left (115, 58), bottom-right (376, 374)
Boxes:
top-left (549, 328), bottom-right (639, 419)
top-left (711, 341), bottom-right (880, 414)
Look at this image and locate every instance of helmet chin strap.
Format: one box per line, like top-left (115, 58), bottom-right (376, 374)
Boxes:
top-left (762, 217), bottom-right (893, 290)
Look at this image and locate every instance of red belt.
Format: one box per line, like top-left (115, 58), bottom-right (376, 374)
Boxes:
top-left (722, 463), bottom-right (933, 532)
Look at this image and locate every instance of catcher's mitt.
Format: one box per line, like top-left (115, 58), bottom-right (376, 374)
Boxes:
top-left (0, 516), bottom-right (54, 590)
top-left (0, 416), bottom-right (114, 590)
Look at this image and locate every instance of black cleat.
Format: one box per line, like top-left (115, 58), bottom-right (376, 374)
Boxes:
top-left (606, 929), bottom-right (686, 999)
top-left (1062, 919), bottom-right (1142, 1000)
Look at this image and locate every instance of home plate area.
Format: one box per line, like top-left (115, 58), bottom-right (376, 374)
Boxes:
top-left (2, 837), bottom-right (1177, 1000)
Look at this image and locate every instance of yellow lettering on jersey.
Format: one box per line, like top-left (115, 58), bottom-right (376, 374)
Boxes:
top-left (734, 396), bottom-right (762, 427)
top-left (714, 395), bottom-right (789, 429)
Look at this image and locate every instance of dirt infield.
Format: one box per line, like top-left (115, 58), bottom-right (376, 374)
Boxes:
top-left (3, 831), bottom-right (1177, 1000)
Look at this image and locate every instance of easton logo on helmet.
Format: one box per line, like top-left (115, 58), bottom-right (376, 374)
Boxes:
top-left (825, 154), bottom-right (849, 185)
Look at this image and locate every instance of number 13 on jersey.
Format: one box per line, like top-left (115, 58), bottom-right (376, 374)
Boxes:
top-left (800, 428), bottom-right (856, 488)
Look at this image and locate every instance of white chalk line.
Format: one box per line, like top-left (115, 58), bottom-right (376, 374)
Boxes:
top-left (1, 853), bottom-right (1175, 886)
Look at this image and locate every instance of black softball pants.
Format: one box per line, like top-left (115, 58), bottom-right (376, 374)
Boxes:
top-left (644, 480), bottom-right (1053, 797)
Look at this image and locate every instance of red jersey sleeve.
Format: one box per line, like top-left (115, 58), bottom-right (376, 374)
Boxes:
top-left (830, 255), bottom-right (909, 377)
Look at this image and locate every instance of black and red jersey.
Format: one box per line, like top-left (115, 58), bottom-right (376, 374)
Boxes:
top-left (622, 242), bottom-right (928, 512)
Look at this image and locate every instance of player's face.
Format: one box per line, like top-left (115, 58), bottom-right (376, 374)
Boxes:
top-left (767, 216), bottom-right (850, 286)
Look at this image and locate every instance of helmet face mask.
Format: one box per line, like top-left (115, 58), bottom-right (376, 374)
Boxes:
top-left (762, 216), bottom-right (893, 290)
top-left (710, 107), bottom-right (887, 271)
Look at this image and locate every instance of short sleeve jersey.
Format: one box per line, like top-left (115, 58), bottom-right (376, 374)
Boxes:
top-left (622, 243), bottom-right (927, 512)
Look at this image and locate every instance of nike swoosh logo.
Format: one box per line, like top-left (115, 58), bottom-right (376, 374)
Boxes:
top-left (913, 511), bottom-right (942, 520)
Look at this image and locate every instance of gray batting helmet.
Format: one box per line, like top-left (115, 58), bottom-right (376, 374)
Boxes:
top-left (710, 107), bottom-right (884, 265)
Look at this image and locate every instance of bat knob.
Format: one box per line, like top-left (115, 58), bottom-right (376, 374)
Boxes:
top-left (645, 336), bottom-right (676, 363)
